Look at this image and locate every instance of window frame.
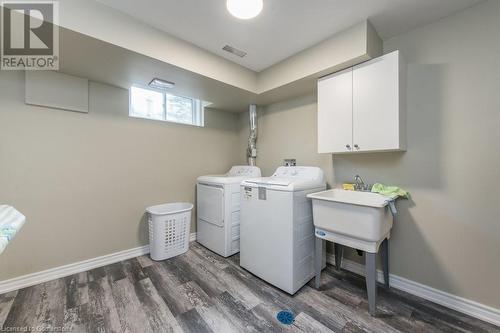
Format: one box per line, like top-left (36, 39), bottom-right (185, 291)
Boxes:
top-left (129, 84), bottom-right (205, 127)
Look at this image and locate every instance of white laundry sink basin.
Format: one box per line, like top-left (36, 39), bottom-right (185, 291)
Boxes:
top-left (307, 189), bottom-right (393, 253)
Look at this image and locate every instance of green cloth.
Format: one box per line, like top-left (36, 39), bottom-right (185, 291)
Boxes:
top-left (371, 183), bottom-right (409, 199)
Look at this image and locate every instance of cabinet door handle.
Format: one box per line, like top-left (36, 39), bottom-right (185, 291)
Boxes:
top-left (346, 144), bottom-right (351, 150)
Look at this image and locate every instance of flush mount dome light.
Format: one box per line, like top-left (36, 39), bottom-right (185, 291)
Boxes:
top-left (226, 0), bottom-right (263, 19)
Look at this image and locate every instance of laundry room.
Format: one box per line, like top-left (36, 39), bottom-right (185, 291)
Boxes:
top-left (1, 1), bottom-right (500, 332)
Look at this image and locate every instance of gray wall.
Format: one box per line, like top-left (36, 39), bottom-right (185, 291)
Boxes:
top-left (0, 71), bottom-right (242, 281)
top-left (238, 96), bottom-right (334, 186)
top-left (239, 0), bottom-right (500, 308)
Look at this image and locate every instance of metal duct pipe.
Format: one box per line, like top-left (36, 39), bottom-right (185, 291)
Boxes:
top-left (247, 104), bottom-right (258, 166)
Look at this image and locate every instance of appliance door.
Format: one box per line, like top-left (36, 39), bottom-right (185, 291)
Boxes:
top-left (240, 186), bottom-right (294, 293)
top-left (197, 183), bottom-right (224, 227)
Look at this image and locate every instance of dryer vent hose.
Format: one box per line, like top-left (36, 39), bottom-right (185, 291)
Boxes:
top-left (247, 104), bottom-right (258, 166)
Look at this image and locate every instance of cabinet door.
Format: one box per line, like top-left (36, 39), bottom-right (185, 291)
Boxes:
top-left (353, 51), bottom-right (400, 152)
top-left (317, 68), bottom-right (353, 153)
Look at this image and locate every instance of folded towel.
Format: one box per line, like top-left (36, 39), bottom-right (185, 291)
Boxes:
top-left (0, 205), bottom-right (26, 255)
top-left (371, 183), bottom-right (409, 200)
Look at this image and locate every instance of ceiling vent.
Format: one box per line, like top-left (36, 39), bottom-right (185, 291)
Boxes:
top-left (222, 45), bottom-right (247, 58)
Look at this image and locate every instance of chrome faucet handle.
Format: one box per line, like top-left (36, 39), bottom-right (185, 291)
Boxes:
top-left (354, 175), bottom-right (369, 191)
top-left (354, 174), bottom-right (364, 184)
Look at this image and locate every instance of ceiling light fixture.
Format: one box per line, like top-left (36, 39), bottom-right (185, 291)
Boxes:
top-left (226, 0), bottom-right (263, 20)
top-left (149, 78), bottom-right (175, 90)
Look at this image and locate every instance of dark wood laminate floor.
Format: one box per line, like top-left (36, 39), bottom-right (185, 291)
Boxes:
top-left (1, 242), bottom-right (499, 333)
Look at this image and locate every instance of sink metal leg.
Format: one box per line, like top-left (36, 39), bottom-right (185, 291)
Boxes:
top-left (315, 237), bottom-right (324, 289)
top-left (381, 238), bottom-right (390, 288)
top-left (334, 243), bottom-right (343, 270)
top-left (365, 252), bottom-right (377, 315)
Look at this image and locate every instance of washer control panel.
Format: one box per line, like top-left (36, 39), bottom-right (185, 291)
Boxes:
top-left (272, 166), bottom-right (323, 180)
top-left (228, 166), bottom-right (261, 177)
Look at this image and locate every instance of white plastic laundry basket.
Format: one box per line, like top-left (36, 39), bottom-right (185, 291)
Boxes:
top-left (146, 202), bottom-right (193, 261)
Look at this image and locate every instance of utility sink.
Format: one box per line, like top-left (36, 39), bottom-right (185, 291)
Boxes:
top-left (307, 189), bottom-right (394, 253)
top-left (309, 189), bottom-right (394, 315)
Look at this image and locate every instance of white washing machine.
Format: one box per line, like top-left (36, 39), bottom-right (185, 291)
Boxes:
top-left (197, 166), bottom-right (261, 257)
top-left (240, 166), bottom-right (326, 294)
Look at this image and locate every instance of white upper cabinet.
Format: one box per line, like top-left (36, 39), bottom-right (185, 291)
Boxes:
top-left (317, 50), bottom-right (405, 154)
top-left (318, 68), bottom-right (353, 153)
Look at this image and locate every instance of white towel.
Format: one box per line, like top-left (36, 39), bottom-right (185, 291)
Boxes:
top-left (0, 205), bottom-right (26, 254)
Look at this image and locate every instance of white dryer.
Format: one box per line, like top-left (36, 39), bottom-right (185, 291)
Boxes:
top-left (197, 166), bottom-right (261, 257)
top-left (240, 166), bottom-right (326, 294)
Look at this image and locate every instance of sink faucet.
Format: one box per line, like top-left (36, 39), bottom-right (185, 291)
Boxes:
top-left (354, 175), bottom-right (371, 191)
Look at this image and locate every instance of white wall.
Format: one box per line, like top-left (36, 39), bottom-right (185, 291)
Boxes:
top-left (0, 71), bottom-right (242, 281)
top-left (238, 96), bottom-right (333, 185)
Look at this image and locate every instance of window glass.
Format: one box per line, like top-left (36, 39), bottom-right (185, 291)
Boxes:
top-left (166, 94), bottom-right (194, 124)
top-left (129, 85), bottom-right (206, 127)
top-left (130, 86), bottom-right (164, 120)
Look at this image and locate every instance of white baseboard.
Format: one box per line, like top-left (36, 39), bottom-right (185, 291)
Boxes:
top-left (0, 233), bottom-right (197, 295)
top-left (326, 254), bottom-right (500, 327)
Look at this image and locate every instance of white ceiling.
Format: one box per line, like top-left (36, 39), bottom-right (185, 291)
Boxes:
top-left (96, 0), bottom-right (481, 72)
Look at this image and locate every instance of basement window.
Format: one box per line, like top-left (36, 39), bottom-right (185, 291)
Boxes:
top-left (129, 85), bottom-right (206, 127)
